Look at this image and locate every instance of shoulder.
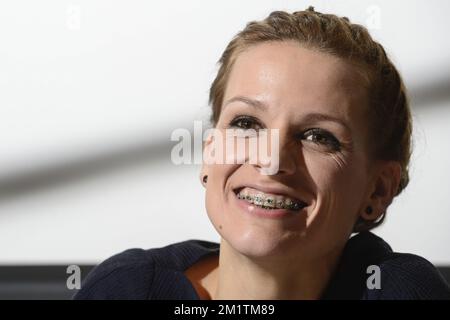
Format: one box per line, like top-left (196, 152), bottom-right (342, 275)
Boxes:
top-left (72, 248), bottom-right (154, 300)
top-left (73, 239), bottom-right (219, 300)
top-left (370, 252), bottom-right (450, 300)
top-left (328, 232), bottom-right (450, 300)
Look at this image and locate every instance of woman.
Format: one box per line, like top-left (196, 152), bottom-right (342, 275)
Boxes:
top-left (74, 7), bottom-right (450, 300)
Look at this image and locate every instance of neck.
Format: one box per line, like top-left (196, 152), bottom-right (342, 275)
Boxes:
top-left (212, 239), bottom-right (342, 300)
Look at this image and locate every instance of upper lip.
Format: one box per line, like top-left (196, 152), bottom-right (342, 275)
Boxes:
top-left (233, 183), bottom-right (309, 205)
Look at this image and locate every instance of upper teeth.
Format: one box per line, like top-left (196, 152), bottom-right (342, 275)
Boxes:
top-left (236, 187), bottom-right (305, 210)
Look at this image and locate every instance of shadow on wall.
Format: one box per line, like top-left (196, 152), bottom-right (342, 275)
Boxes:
top-left (1, 73), bottom-right (449, 207)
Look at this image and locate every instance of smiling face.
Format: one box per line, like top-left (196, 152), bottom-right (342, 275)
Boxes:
top-left (202, 41), bottom-right (377, 260)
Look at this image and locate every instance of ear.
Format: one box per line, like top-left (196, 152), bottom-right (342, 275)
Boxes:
top-left (200, 131), bottom-right (215, 186)
top-left (360, 160), bottom-right (402, 222)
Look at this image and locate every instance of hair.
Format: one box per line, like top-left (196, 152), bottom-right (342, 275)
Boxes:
top-left (208, 7), bottom-right (412, 232)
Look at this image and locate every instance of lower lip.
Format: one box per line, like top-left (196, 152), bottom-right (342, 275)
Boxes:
top-left (233, 193), bottom-right (306, 219)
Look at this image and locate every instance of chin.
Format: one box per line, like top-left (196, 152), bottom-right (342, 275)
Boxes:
top-left (223, 228), bottom-right (305, 259)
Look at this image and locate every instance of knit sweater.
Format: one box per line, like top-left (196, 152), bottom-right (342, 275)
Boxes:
top-left (73, 231), bottom-right (450, 300)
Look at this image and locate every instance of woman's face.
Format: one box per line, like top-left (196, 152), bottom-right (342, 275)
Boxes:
top-left (203, 41), bottom-right (376, 260)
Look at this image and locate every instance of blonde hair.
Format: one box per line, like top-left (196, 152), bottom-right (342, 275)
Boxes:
top-left (208, 7), bottom-right (412, 232)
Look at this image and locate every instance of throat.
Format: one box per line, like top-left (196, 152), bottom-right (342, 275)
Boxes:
top-left (183, 254), bottom-right (219, 300)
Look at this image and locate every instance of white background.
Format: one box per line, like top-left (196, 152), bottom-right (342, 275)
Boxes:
top-left (0, 0), bottom-right (449, 265)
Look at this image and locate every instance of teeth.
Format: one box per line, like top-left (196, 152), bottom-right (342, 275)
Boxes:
top-left (236, 188), bottom-right (305, 211)
top-left (264, 197), bottom-right (276, 208)
top-left (254, 194), bottom-right (264, 206)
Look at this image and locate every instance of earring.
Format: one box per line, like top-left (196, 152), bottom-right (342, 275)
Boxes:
top-left (365, 206), bottom-right (373, 215)
top-left (202, 175), bottom-right (208, 184)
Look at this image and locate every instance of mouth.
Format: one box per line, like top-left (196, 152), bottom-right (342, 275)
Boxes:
top-left (232, 185), bottom-right (308, 212)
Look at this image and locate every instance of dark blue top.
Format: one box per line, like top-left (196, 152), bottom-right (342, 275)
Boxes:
top-left (73, 231), bottom-right (450, 300)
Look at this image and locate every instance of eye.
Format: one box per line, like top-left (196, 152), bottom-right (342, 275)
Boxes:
top-left (301, 128), bottom-right (341, 151)
top-left (229, 115), bottom-right (263, 130)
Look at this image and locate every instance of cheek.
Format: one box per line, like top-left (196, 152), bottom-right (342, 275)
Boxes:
top-left (305, 151), bottom-right (368, 219)
top-left (306, 150), bottom-right (366, 191)
top-left (301, 153), bottom-right (368, 245)
top-left (204, 163), bottom-right (238, 232)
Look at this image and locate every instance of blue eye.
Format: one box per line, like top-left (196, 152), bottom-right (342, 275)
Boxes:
top-left (302, 128), bottom-right (341, 151)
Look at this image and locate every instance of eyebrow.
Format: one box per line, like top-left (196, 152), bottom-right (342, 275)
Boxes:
top-left (223, 95), bottom-right (351, 132)
top-left (223, 95), bottom-right (268, 110)
top-left (301, 112), bottom-right (351, 133)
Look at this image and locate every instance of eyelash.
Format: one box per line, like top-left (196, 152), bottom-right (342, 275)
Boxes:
top-left (229, 115), bottom-right (263, 130)
top-left (228, 115), bottom-right (342, 151)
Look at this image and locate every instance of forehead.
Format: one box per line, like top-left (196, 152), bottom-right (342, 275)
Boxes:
top-left (224, 41), bottom-right (369, 119)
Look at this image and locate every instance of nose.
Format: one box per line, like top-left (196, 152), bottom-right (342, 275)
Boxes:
top-left (277, 138), bottom-right (298, 175)
top-left (252, 128), bottom-right (298, 176)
